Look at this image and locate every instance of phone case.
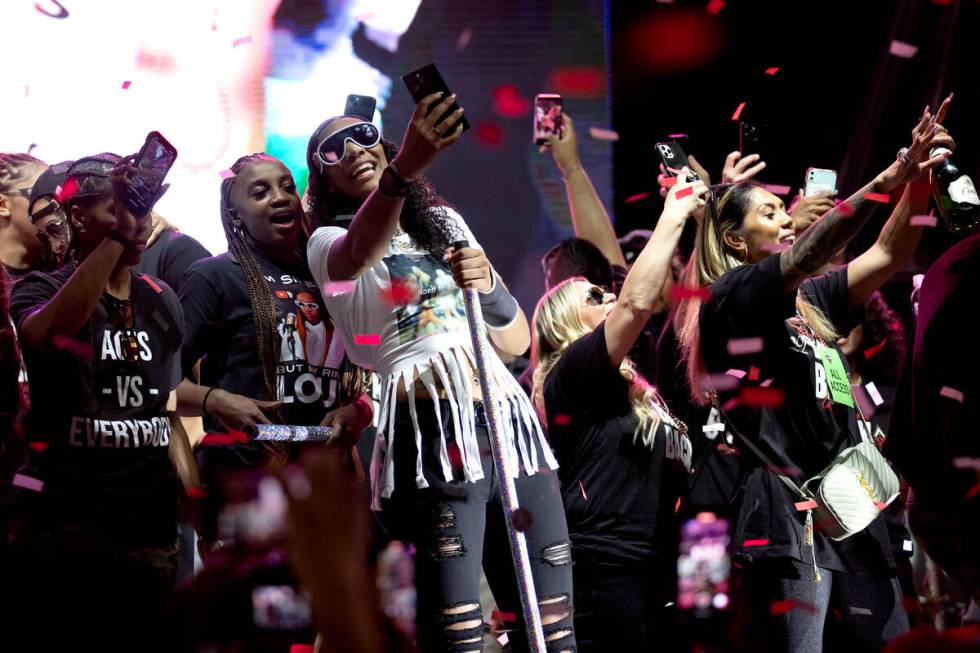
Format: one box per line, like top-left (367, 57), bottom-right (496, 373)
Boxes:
top-left (124, 131), bottom-right (177, 218)
top-left (656, 141), bottom-right (698, 181)
top-left (344, 94), bottom-right (376, 121)
top-left (804, 168), bottom-right (837, 197)
top-left (401, 63), bottom-right (470, 132)
top-left (533, 94), bottom-right (563, 144)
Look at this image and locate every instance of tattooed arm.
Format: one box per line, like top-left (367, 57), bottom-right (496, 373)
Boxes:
top-left (778, 98), bottom-right (951, 294)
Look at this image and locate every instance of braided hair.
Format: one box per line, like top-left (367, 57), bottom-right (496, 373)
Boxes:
top-left (305, 118), bottom-right (460, 257)
top-left (219, 154), bottom-right (284, 404)
top-left (0, 153), bottom-right (45, 193)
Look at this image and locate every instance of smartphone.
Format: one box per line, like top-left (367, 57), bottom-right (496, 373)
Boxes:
top-left (656, 141), bottom-right (699, 182)
top-left (123, 131), bottom-right (177, 218)
top-left (738, 121), bottom-right (764, 159)
top-left (677, 512), bottom-right (731, 617)
top-left (804, 167), bottom-right (838, 197)
top-left (533, 94), bottom-right (563, 145)
top-left (401, 63), bottom-right (470, 132)
top-left (252, 585), bottom-right (313, 631)
top-left (345, 94), bottom-right (377, 121)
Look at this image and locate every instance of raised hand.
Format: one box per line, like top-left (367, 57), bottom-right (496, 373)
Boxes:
top-left (876, 94), bottom-right (954, 193)
top-left (390, 92), bottom-right (465, 180)
top-left (721, 151), bottom-right (766, 184)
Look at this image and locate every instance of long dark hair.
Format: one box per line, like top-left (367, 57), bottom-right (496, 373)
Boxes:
top-left (305, 118), bottom-right (460, 257)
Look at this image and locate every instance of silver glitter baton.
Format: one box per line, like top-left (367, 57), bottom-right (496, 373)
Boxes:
top-left (454, 240), bottom-right (546, 653)
top-left (248, 424), bottom-right (334, 442)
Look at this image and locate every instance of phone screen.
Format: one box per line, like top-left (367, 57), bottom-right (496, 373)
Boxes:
top-left (252, 585), bottom-right (312, 631)
top-left (677, 512), bottom-right (731, 616)
top-left (126, 132), bottom-right (176, 216)
top-left (534, 95), bottom-right (563, 144)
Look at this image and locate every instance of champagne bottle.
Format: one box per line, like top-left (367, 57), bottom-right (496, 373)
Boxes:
top-left (930, 146), bottom-right (980, 232)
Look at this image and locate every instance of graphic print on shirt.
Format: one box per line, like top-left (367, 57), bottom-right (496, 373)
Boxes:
top-left (653, 400), bottom-right (694, 471)
top-left (786, 315), bottom-right (853, 407)
top-left (268, 272), bottom-right (346, 419)
top-left (383, 252), bottom-right (466, 344)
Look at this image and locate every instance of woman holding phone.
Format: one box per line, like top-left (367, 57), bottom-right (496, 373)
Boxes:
top-left (531, 174), bottom-right (707, 652)
top-left (305, 92), bottom-right (576, 653)
top-left (675, 99), bottom-right (952, 652)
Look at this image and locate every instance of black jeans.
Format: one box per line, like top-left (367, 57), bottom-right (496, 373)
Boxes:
top-left (381, 400), bottom-right (575, 653)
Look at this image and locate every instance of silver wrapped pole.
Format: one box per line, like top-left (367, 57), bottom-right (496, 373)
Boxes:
top-left (454, 240), bottom-right (546, 653)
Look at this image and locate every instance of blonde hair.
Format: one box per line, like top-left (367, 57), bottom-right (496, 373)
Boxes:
top-left (675, 183), bottom-right (838, 404)
top-left (531, 277), bottom-right (665, 449)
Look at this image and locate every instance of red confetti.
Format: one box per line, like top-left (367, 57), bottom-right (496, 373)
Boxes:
top-left (491, 84), bottom-right (530, 119)
top-left (706, 0), bottom-right (726, 15)
top-left (731, 101), bottom-right (746, 121)
top-left (121, 80), bottom-right (132, 90)
top-left (382, 279), bottom-right (419, 306)
top-left (740, 386), bottom-right (785, 408)
top-left (862, 339), bottom-right (887, 359)
top-left (864, 192), bottom-right (891, 203)
top-left (966, 482), bottom-right (980, 500)
top-left (492, 610), bottom-right (517, 622)
top-left (660, 176), bottom-right (678, 187)
top-left (765, 67), bottom-right (780, 76)
top-left (355, 334), bottom-right (381, 345)
top-left (795, 499), bottom-right (818, 511)
top-left (475, 122), bottom-right (505, 149)
top-left (141, 274), bottom-right (162, 294)
top-left (624, 192), bottom-right (650, 204)
top-left (578, 479), bottom-right (588, 501)
top-left (28, 441), bottom-right (49, 453)
top-left (553, 414), bottom-right (571, 426)
top-left (675, 497), bottom-right (682, 513)
top-left (274, 290), bottom-right (291, 299)
top-left (187, 486), bottom-right (208, 499)
top-left (837, 202), bottom-right (855, 217)
top-left (289, 646), bottom-right (314, 653)
top-left (770, 599), bottom-right (797, 615)
top-left (547, 66), bottom-right (605, 98)
top-left (742, 538), bottom-right (769, 547)
top-left (671, 285), bottom-right (711, 301)
top-left (447, 442), bottom-right (462, 468)
top-left (55, 177), bottom-right (78, 204)
top-left (748, 366), bottom-right (761, 381)
top-left (675, 186), bottom-right (695, 199)
top-left (232, 35), bottom-right (253, 48)
top-left (201, 430), bottom-right (248, 446)
top-left (52, 334), bottom-right (93, 358)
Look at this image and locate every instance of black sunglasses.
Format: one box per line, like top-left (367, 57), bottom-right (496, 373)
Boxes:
top-left (315, 122), bottom-right (381, 167)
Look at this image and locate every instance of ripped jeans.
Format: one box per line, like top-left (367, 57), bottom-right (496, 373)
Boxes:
top-left (381, 400), bottom-right (576, 653)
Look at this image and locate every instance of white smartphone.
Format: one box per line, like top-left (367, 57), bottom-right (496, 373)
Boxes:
top-left (804, 167), bottom-right (838, 197)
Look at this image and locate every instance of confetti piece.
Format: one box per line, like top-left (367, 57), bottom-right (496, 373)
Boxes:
top-left (219, 169), bottom-right (235, 180)
top-left (864, 192), bottom-right (891, 203)
top-left (952, 457), bottom-right (980, 470)
top-left (852, 384), bottom-right (876, 419)
top-left (667, 133), bottom-right (688, 139)
top-left (554, 414), bottom-right (571, 426)
top-left (578, 479), bottom-right (588, 501)
top-left (289, 645), bottom-right (314, 653)
top-left (726, 368), bottom-right (747, 379)
top-left (511, 507), bottom-right (533, 531)
top-left (762, 184), bottom-right (792, 196)
top-left (660, 176), bottom-right (678, 187)
top-left (492, 84), bottom-right (530, 118)
top-left (28, 441), bottom-right (49, 453)
top-left (382, 279), bottom-right (419, 305)
top-left (456, 27), bottom-right (473, 51)
top-left (492, 610), bottom-right (516, 622)
top-left (675, 186), bottom-right (695, 199)
top-left (889, 40), bottom-right (918, 59)
top-left (740, 386), bottom-right (785, 408)
top-left (475, 122), bottom-right (505, 149)
top-left (12, 473), bottom-right (43, 492)
top-left (624, 192), bottom-right (650, 204)
top-left (187, 486), bottom-right (208, 499)
top-left (55, 177), bottom-right (78, 204)
top-left (705, 372), bottom-right (739, 392)
top-left (795, 499), bottom-right (818, 511)
top-left (967, 482), bottom-right (980, 500)
top-left (760, 378), bottom-right (774, 387)
top-left (675, 497), bottom-right (682, 512)
top-left (731, 101), bottom-right (746, 121)
top-left (324, 280), bottom-right (356, 295)
top-left (765, 67), bottom-right (780, 75)
top-left (52, 334), bottom-right (93, 358)
top-left (742, 538), bottom-right (769, 547)
top-left (232, 35), bottom-right (253, 48)
top-left (671, 285), bottom-right (710, 301)
top-left (940, 386), bottom-right (964, 403)
top-left (201, 430), bottom-right (248, 446)
top-left (727, 337), bottom-right (764, 355)
top-left (849, 606), bottom-right (873, 616)
top-left (837, 202), bottom-right (855, 217)
top-left (355, 334), bottom-right (381, 345)
top-left (706, 0), bottom-right (725, 15)
top-left (497, 634), bottom-right (509, 647)
top-left (748, 366), bottom-right (761, 381)
top-left (903, 539), bottom-right (913, 552)
top-left (866, 382), bottom-right (884, 406)
top-left (589, 127), bottom-right (620, 142)
top-left (703, 423), bottom-right (726, 433)
top-left (862, 339), bottom-right (887, 360)
top-left (770, 599), bottom-right (797, 615)
top-left (141, 274), bottom-right (162, 294)
top-left (910, 214), bottom-right (938, 227)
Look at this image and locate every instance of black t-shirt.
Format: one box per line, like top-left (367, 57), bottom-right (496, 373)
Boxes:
top-left (611, 264), bottom-right (660, 382)
top-left (180, 251), bottom-right (349, 431)
top-left (544, 322), bottom-right (692, 566)
top-left (133, 229), bottom-right (211, 295)
top-left (10, 263), bottom-right (183, 547)
top-left (700, 254), bottom-right (894, 573)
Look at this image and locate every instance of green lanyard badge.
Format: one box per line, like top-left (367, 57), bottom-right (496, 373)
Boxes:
top-left (814, 341), bottom-right (854, 407)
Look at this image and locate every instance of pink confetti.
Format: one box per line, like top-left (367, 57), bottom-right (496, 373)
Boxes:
top-left (324, 280), bottom-right (356, 295)
top-left (727, 337), bottom-right (764, 355)
top-left (624, 192), bottom-right (650, 204)
top-left (910, 214), bottom-right (938, 227)
top-left (232, 35), bottom-right (253, 48)
top-left (889, 40), bottom-right (918, 59)
top-left (218, 169), bottom-right (235, 180)
top-left (141, 274), bottom-right (162, 294)
top-left (354, 334), bottom-right (381, 345)
top-left (588, 127), bottom-right (620, 142)
top-left (187, 486), bottom-right (208, 499)
top-left (667, 133), bottom-right (688, 139)
top-left (675, 186), bottom-right (695, 199)
top-left (731, 101), bottom-right (746, 121)
top-left (953, 457), bottom-right (980, 470)
top-left (726, 368), bottom-right (747, 379)
top-left (578, 479), bottom-right (588, 501)
top-left (52, 334), bottom-right (93, 358)
top-left (289, 645), bottom-right (314, 653)
top-left (705, 372), bottom-right (739, 391)
top-left (852, 384), bottom-right (876, 419)
top-left (742, 538), bottom-right (769, 547)
top-left (706, 0), bottom-right (725, 15)
top-left (795, 499), bottom-right (818, 511)
top-left (864, 192), bottom-right (891, 203)
top-left (13, 473), bottom-right (43, 492)
top-left (456, 27), bottom-right (473, 51)
top-left (765, 67), bottom-right (780, 76)
top-left (865, 382), bottom-right (884, 407)
top-left (940, 386), bottom-right (964, 403)
top-left (763, 184), bottom-right (792, 196)
top-left (121, 80), bottom-right (132, 90)
top-left (671, 284), bottom-right (710, 301)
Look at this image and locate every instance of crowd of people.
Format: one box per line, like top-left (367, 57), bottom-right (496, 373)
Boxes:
top-left (0, 78), bottom-right (978, 653)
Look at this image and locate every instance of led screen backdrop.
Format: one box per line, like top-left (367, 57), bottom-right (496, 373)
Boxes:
top-left (1, 0), bottom-right (609, 311)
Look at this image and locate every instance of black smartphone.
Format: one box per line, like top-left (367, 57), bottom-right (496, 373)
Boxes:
top-left (123, 131), bottom-right (177, 218)
top-left (533, 93), bottom-right (563, 145)
top-left (738, 121), bottom-right (764, 159)
top-left (677, 512), bottom-right (731, 617)
top-left (656, 141), bottom-right (699, 182)
top-left (401, 63), bottom-right (470, 132)
top-left (344, 94), bottom-right (377, 121)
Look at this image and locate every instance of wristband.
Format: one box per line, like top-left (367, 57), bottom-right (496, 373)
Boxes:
top-left (202, 387), bottom-right (217, 415)
top-left (105, 230), bottom-right (131, 249)
top-left (478, 274), bottom-right (520, 328)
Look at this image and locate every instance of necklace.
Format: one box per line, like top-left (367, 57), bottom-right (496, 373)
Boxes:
top-left (106, 295), bottom-right (140, 362)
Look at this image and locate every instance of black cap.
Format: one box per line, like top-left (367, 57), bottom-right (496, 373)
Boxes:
top-left (28, 161), bottom-right (74, 209)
